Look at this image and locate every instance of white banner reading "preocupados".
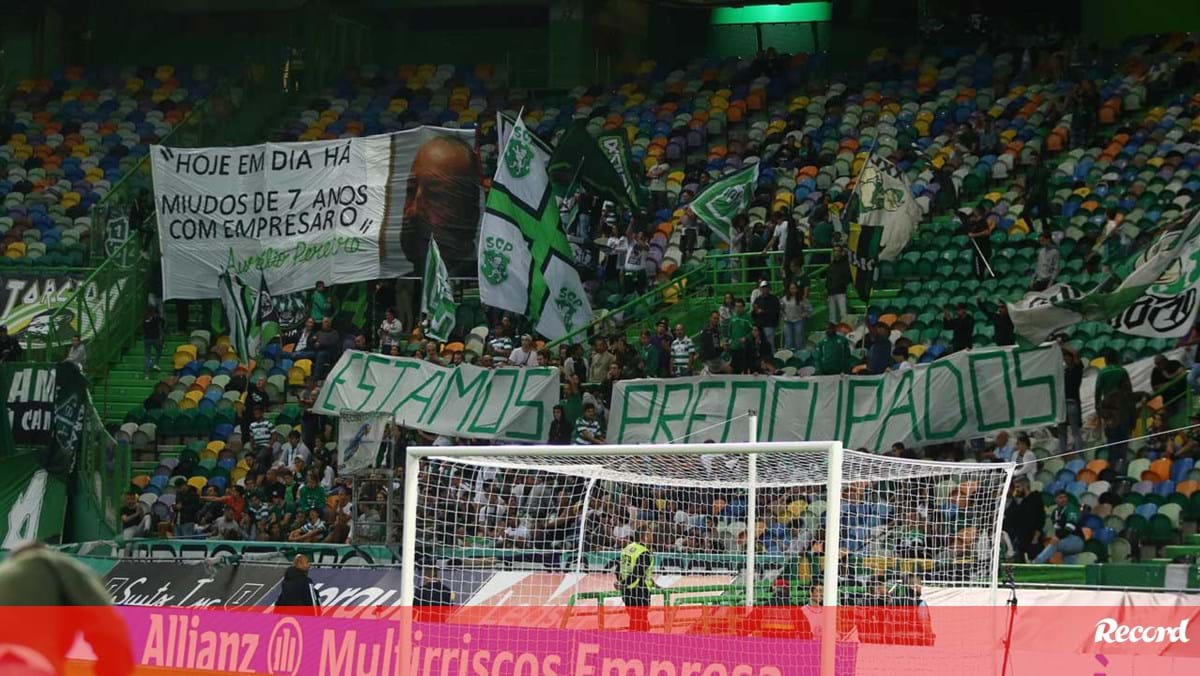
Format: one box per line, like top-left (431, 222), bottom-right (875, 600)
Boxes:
top-left (151, 127), bottom-right (482, 299)
top-left (314, 351), bottom-right (561, 443)
top-left (608, 345), bottom-right (1064, 449)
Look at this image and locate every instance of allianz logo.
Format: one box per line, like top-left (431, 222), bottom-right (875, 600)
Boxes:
top-left (1093, 618), bottom-right (1191, 644)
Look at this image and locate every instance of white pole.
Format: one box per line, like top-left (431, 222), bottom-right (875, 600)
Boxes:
top-left (399, 450), bottom-right (421, 676)
top-left (400, 450), bottom-right (421, 606)
top-left (820, 441), bottom-right (844, 676)
top-left (745, 412), bottom-right (758, 609)
top-left (409, 440), bottom-right (836, 458)
top-left (991, 464), bottom-right (1017, 606)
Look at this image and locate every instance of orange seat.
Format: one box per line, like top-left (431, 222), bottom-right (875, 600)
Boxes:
top-left (1149, 458), bottom-right (1172, 484)
top-left (1176, 480), bottom-right (1199, 498)
top-left (1085, 459), bottom-right (1109, 475)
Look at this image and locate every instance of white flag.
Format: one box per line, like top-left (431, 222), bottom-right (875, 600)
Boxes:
top-left (421, 239), bottom-right (457, 342)
top-left (858, 156), bottom-right (922, 261)
top-left (535, 253), bottom-right (594, 343)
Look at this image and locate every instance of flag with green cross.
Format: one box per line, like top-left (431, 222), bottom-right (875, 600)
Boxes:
top-left (479, 114), bottom-right (593, 341)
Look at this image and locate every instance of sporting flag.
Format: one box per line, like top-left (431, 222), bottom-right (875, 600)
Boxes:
top-left (480, 115), bottom-right (592, 341)
top-left (847, 222), bottom-right (884, 302)
top-left (218, 269), bottom-right (266, 364)
top-left (597, 129), bottom-right (646, 209)
top-left (421, 239), bottom-right (457, 341)
top-left (548, 122), bottom-right (634, 210)
top-left (856, 156), bottom-right (922, 261)
top-left (1009, 206), bottom-right (1200, 342)
top-left (689, 163), bottom-right (759, 244)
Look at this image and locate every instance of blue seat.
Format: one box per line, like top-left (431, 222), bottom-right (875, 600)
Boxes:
top-left (1065, 459), bottom-right (1086, 475)
top-left (1153, 480), bottom-right (1175, 497)
top-left (1067, 480), bottom-right (1087, 496)
top-left (211, 423), bottom-right (235, 441)
top-left (1171, 458), bottom-right (1196, 483)
top-left (1094, 527), bottom-right (1117, 545)
top-left (1134, 503), bottom-right (1158, 520)
top-left (1081, 513), bottom-right (1104, 533)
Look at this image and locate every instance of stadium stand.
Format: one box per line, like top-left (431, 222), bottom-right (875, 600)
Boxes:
top-left (1, 66), bottom-right (218, 266)
top-left (87, 28), bottom-right (1197, 567)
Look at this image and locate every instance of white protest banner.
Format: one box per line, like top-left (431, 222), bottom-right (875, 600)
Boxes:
top-left (315, 351), bottom-right (560, 442)
top-left (151, 127), bottom-right (481, 299)
top-left (337, 411), bottom-right (390, 473)
top-left (607, 345), bottom-right (1064, 449)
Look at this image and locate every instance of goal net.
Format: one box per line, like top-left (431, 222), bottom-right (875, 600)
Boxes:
top-left (399, 440), bottom-right (1012, 675)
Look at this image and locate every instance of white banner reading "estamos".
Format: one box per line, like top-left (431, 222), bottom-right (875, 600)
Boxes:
top-left (151, 127), bottom-right (482, 300)
top-left (314, 351), bottom-right (561, 443)
top-left (608, 345), bottom-right (1064, 449)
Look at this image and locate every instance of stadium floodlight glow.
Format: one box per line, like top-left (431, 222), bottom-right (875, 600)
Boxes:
top-left (711, 2), bottom-right (833, 25)
top-left (401, 425), bottom-right (1012, 676)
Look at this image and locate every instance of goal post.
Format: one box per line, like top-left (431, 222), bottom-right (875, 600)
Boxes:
top-left (399, 434), bottom-right (1013, 675)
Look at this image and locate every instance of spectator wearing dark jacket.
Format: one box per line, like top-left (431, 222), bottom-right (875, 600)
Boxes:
top-left (942, 304), bottom-right (975, 353)
top-left (825, 245), bottom-right (851, 324)
top-left (275, 554), bottom-right (319, 614)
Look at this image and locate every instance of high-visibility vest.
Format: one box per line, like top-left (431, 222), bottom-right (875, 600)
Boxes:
top-left (618, 542), bottom-right (654, 589)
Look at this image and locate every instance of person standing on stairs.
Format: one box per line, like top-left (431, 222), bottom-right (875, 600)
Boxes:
top-left (142, 306), bottom-right (165, 379)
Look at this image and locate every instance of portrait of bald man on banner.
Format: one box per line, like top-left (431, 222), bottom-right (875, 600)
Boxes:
top-left (379, 129), bottom-right (483, 278)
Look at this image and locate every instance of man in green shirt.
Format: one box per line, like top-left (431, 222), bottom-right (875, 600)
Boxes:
top-left (297, 473), bottom-right (328, 514)
top-left (637, 330), bottom-right (662, 377)
top-left (814, 324), bottom-right (852, 375)
top-left (729, 299), bottom-right (753, 373)
top-left (310, 280), bottom-right (333, 322)
top-left (1033, 491), bottom-right (1083, 563)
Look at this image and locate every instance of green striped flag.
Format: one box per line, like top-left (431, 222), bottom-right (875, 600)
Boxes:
top-left (688, 163), bottom-right (759, 244)
top-left (218, 270), bottom-right (266, 364)
top-left (421, 239), bottom-right (457, 342)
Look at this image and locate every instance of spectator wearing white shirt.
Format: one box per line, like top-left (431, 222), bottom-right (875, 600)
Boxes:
top-left (378, 308), bottom-right (403, 353)
top-left (623, 231), bottom-right (649, 294)
top-left (276, 430), bottom-right (311, 468)
top-left (508, 334), bottom-right (539, 367)
top-left (991, 431), bottom-right (1015, 463)
top-left (1012, 434), bottom-right (1038, 482)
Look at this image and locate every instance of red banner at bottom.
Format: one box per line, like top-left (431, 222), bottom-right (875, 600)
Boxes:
top-left (0, 605), bottom-right (1197, 675)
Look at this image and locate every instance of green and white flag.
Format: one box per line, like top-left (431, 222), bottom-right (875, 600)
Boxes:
top-left (857, 155), bottom-right (922, 261)
top-left (689, 163), bottom-right (759, 244)
top-left (1009, 206), bottom-right (1200, 343)
top-left (479, 115), bottom-right (592, 340)
top-left (421, 239), bottom-right (457, 342)
top-left (536, 253), bottom-right (593, 341)
top-left (218, 269), bottom-right (266, 364)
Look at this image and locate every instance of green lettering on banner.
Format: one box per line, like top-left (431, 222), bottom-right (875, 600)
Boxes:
top-left (843, 378), bottom-right (884, 444)
top-left (315, 352), bottom-right (363, 413)
top-left (506, 370), bottom-right (552, 441)
top-left (468, 369), bottom-right (520, 436)
top-left (615, 384), bottom-right (658, 443)
top-left (652, 383), bottom-right (696, 443)
top-left (968, 351), bottom-right (1015, 432)
top-left (686, 380), bottom-right (728, 442)
top-left (723, 381), bottom-right (767, 440)
top-left (876, 370), bottom-right (921, 448)
top-left (768, 380), bottom-right (817, 441)
top-left (390, 370), bottom-right (446, 422)
top-left (432, 367), bottom-right (489, 429)
top-left (352, 353), bottom-right (394, 411)
top-left (1014, 349), bottom-right (1058, 426)
top-left (922, 361), bottom-right (967, 439)
top-left (372, 358), bottom-right (423, 413)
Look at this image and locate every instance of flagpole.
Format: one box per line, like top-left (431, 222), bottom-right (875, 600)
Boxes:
top-left (970, 236), bottom-right (998, 278)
